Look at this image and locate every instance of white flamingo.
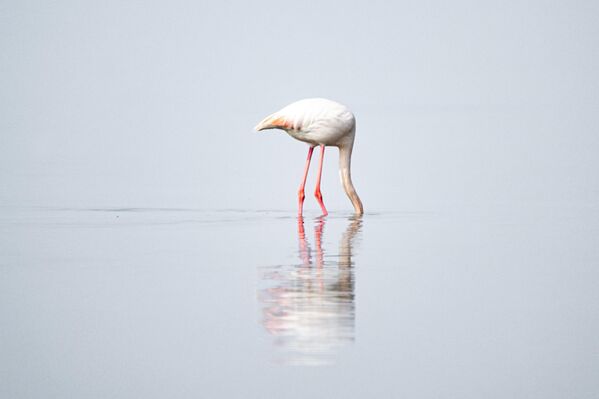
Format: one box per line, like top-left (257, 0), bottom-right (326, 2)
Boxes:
top-left (255, 98), bottom-right (364, 216)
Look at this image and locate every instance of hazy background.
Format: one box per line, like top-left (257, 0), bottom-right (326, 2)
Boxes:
top-left (2, 0), bottom-right (598, 211)
top-left (2, 2), bottom-right (599, 398)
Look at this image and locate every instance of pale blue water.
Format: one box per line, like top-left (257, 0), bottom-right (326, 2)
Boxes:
top-left (1, 205), bottom-right (598, 398)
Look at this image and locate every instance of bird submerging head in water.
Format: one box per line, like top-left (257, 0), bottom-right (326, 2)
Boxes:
top-left (255, 98), bottom-right (364, 216)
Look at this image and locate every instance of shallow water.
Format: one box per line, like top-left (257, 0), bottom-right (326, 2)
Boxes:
top-left (1, 205), bottom-right (598, 398)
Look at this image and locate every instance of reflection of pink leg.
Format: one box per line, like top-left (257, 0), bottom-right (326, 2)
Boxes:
top-left (314, 217), bottom-right (326, 292)
top-left (298, 146), bottom-right (315, 216)
top-left (314, 145), bottom-right (328, 216)
top-left (297, 216), bottom-right (310, 266)
top-left (314, 217), bottom-right (325, 267)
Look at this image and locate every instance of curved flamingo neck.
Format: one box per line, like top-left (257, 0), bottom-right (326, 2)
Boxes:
top-left (339, 142), bottom-right (364, 215)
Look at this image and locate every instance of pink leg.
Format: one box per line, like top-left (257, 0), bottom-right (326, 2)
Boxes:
top-left (314, 145), bottom-right (328, 216)
top-left (298, 146), bottom-right (315, 216)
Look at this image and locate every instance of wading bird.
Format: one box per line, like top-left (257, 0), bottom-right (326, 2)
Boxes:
top-left (255, 98), bottom-right (364, 216)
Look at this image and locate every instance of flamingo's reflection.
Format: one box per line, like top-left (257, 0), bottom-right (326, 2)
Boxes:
top-left (259, 216), bottom-right (362, 365)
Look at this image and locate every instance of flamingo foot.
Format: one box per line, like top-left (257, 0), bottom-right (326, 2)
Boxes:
top-left (315, 190), bottom-right (328, 216)
top-left (298, 188), bottom-right (306, 216)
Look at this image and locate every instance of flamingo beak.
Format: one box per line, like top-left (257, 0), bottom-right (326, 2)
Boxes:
top-left (254, 114), bottom-right (292, 131)
top-left (254, 115), bottom-right (273, 131)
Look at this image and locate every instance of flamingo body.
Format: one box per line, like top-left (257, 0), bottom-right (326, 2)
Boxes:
top-left (255, 98), bottom-right (363, 215)
top-left (255, 98), bottom-right (355, 147)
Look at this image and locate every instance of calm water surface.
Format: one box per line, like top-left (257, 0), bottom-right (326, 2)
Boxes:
top-left (1, 205), bottom-right (598, 398)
